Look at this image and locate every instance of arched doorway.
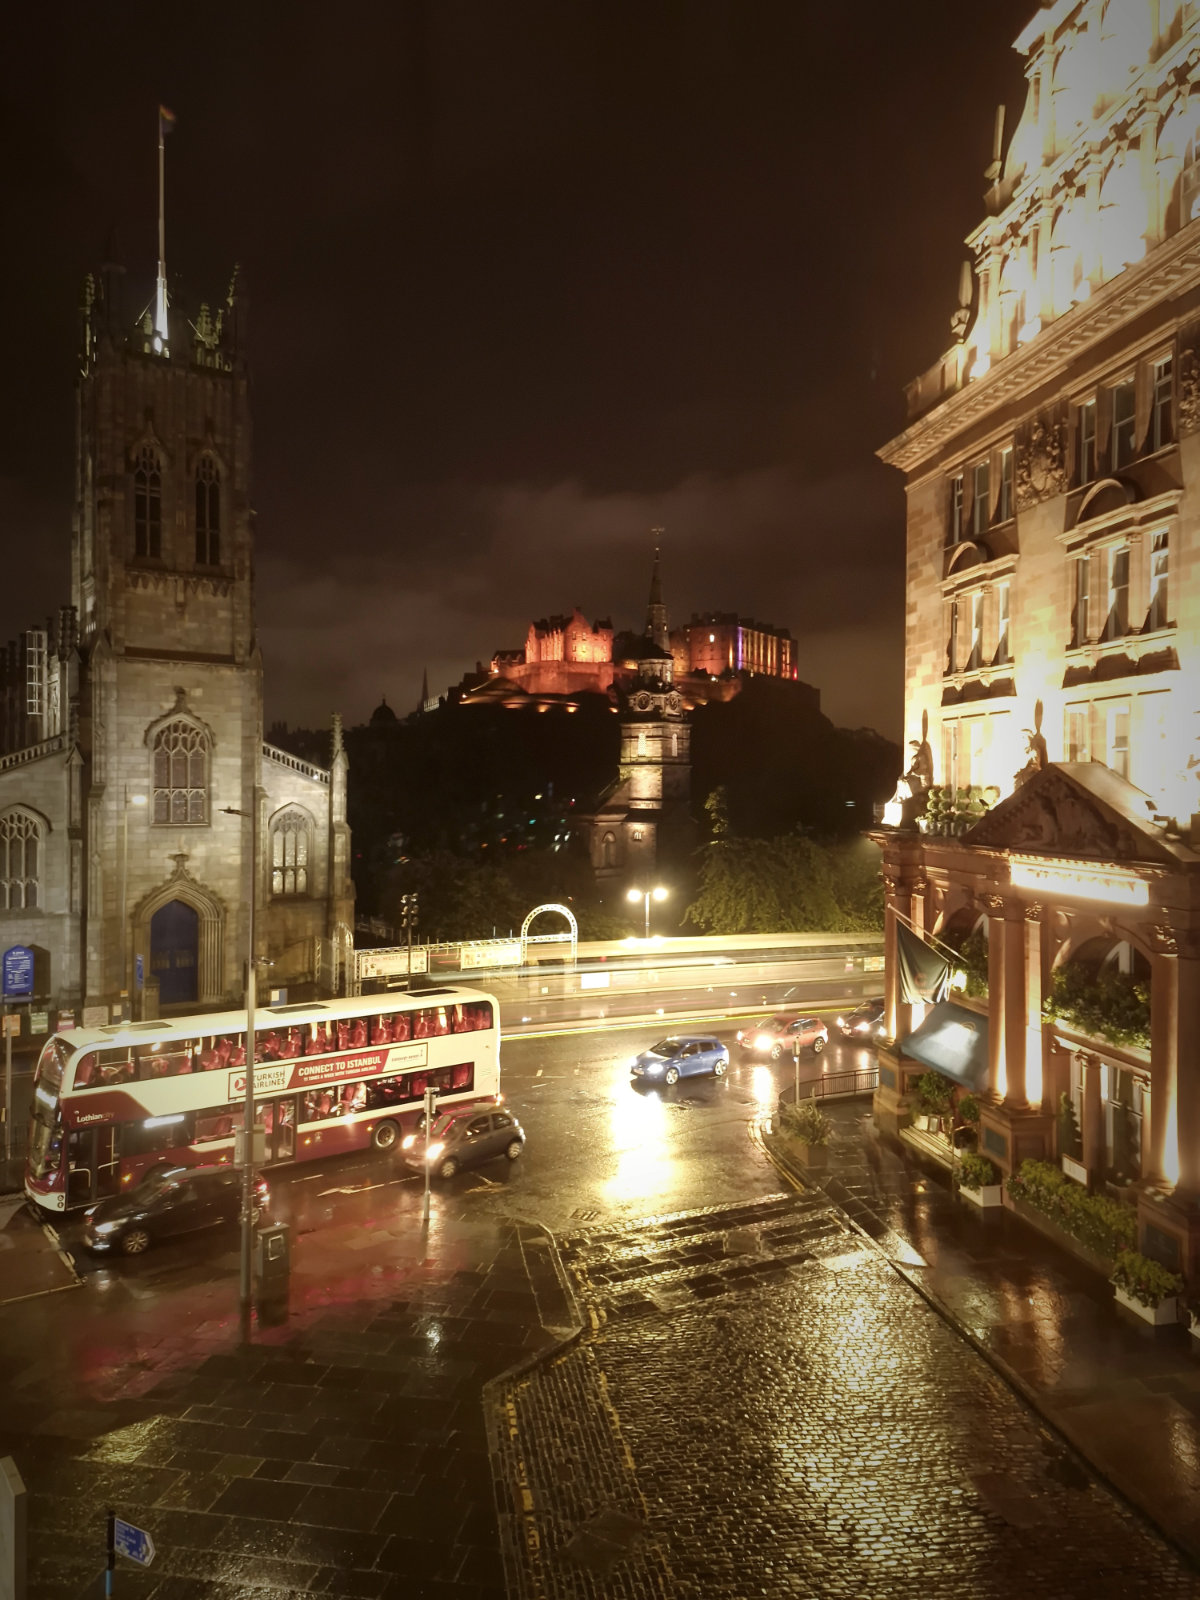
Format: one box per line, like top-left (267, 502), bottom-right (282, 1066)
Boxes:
top-left (150, 899), bottom-right (200, 1006)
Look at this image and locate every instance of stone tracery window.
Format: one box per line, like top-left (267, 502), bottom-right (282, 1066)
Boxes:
top-left (134, 445), bottom-right (162, 559)
top-left (0, 810), bottom-right (40, 909)
top-left (152, 720), bottom-right (209, 824)
top-left (271, 809), bottom-right (311, 896)
top-left (195, 456), bottom-right (221, 565)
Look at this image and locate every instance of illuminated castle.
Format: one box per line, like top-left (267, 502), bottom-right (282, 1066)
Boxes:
top-left (876, 0), bottom-right (1200, 1280)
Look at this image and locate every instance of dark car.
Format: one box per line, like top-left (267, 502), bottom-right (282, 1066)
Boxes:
top-left (629, 1035), bottom-right (729, 1086)
top-left (836, 998), bottom-right (887, 1042)
top-left (402, 1106), bottom-right (525, 1181)
top-left (736, 1014), bottom-right (828, 1060)
top-left (82, 1164), bottom-right (268, 1256)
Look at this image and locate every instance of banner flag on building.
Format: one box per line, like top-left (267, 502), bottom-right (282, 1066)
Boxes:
top-left (895, 920), bottom-right (952, 1006)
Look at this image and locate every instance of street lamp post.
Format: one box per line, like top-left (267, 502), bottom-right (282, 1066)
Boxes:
top-left (627, 884), bottom-right (668, 940)
top-left (120, 791), bottom-right (148, 1020)
top-left (222, 800), bottom-right (259, 1327)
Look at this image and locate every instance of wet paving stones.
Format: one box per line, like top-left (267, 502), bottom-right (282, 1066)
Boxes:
top-left (492, 1193), bottom-right (1200, 1600)
top-left (0, 1217), bottom-right (567, 1599)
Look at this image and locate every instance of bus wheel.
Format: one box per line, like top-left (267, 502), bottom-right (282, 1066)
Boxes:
top-left (373, 1121), bottom-right (399, 1151)
top-left (120, 1227), bottom-right (151, 1256)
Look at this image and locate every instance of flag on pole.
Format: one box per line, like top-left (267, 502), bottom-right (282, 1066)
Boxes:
top-left (159, 105), bottom-right (176, 137)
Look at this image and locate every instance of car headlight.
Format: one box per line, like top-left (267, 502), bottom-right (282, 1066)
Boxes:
top-left (836, 1016), bottom-right (846, 1028)
top-left (754, 1034), bottom-right (772, 1051)
top-left (424, 1141), bottom-right (445, 1161)
top-left (735, 1030), bottom-right (744, 1042)
top-left (92, 1219), bottom-right (123, 1235)
top-left (401, 1133), bottom-right (416, 1149)
top-left (646, 1063), bottom-right (663, 1074)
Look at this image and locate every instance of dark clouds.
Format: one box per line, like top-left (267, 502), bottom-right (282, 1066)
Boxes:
top-left (1, 0), bottom-right (1032, 736)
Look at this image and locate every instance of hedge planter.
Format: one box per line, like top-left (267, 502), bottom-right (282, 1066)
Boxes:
top-left (793, 1142), bottom-right (829, 1172)
top-left (1006, 1194), bottom-right (1116, 1278)
top-left (1113, 1284), bottom-right (1178, 1326)
top-left (960, 1183), bottom-right (1003, 1209)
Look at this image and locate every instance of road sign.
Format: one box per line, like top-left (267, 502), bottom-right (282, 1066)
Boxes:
top-left (112, 1517), bottom-right (156, 1567)
top-left (2, 945), bottom-right (33, 999)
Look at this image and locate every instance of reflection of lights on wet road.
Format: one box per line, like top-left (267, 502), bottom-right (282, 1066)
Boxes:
top-left (606, 1083), bottom-right (673, 1206)
top-left (752, 1065), bottom-right (776, 1113)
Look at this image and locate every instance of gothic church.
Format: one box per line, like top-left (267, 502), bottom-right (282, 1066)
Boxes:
top-left (0, 243), bottom-right (353, 1026)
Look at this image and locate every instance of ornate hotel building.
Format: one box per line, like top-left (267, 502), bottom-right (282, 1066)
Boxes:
top-left (875, 0), bottom-right (1200, 1277)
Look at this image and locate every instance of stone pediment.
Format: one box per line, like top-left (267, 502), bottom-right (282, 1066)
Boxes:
top-left (961, 763), bottom-right (1181, 865)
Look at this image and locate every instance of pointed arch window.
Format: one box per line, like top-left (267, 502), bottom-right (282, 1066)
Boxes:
top-left (134, 446), bottom-right (162, 559)
top-left (0, 810), bottom-right (41, 909)
top-left (152, 720), bottom-right (210, 824)
top-left (271, 809), bottom-right (311, 896)
top-left (600, 831), bottom-right (617, 868)
top-left (195, 456), bottom-right (221, 565)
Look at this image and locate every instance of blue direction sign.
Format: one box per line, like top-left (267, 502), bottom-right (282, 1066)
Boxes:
top-left (112, 1517), bottom-right (156, 1567)
top-left (2, 944), bottom-right (33, 999)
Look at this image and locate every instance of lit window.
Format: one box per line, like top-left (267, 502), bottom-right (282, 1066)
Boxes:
top-left (1078, 399), bottom-right (1097, 485)
top-left (1107, 702), bottom-right (1131, 780)
top-left (1103, 546), bottom-right (1130, 640)
top-left (1073, 554), bottom-right (1090, 646)
top-left (271, 809), bottom-right (310, 896)
top-left (134, 446), bottom-right (162, 559)
top-left (1111, 380), bottom-right (1136, 469)
top-left (0, 810), bottom-right (40, 909)
top-left (1151, 358), bottom-right (1173, 452)
top-left (966, 718), bottom-right (986, 786)
top-left (631, 829), bottom-right (644, 843)
top-left (995, 581), bottom-right (1010, 664)
top-left (967, 592), bottom-right (983, 671)
top-left (151, 720), bottom-right (210, 824)
top-left (1148, 532), bottom-right (1169, 631)
top-left (1065, 705), bottom-right (1089, 762)
top-left (195, 457), bottom-right (221, 565)
top-left (998, 448), bottom-right (1014, 522)
top-left (942, 721), bottom-right (960, 788)
top-left (949, 475), bottom-right (964, 544)
top-left (972, 461), bottom-right (990, 537)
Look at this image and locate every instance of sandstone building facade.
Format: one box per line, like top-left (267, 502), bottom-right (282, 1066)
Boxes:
top-left (876, 0), bottom-right (1200, 1278)
top-left (0, 253), bottom-right (353, 1026)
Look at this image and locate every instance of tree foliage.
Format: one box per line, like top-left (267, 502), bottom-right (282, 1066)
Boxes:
top-left (684, 820), bottom-right (884, 936)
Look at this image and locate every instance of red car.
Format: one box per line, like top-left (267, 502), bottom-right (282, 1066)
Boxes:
top-left (736, 1014), bottom-right (828, 1060)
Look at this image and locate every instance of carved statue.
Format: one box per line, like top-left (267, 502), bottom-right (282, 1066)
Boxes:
top-left (1013, 726), bottom-right (1047, 788)
top-left (905, 738), bottom-right (934, 791)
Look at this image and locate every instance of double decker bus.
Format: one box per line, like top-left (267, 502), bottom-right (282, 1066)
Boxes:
top-left (25, 986), bottom-right (499, 1214)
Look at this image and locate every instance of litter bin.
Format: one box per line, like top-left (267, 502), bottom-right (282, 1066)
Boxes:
top-left (254, 1221), bottom-right (290, 1323)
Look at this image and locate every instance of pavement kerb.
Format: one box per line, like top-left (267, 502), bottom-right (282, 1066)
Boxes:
top-left (756, 1116), bottom-right (1200, 1576)
top-left (483, 1215), bottom-right (591, 1600)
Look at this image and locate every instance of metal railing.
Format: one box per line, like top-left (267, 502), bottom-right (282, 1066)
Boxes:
top-left (806, 1067), bottom-right (879, 1100)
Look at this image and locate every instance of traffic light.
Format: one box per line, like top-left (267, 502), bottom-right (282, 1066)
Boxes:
top-left (399, 892), bottom-right (420, 931)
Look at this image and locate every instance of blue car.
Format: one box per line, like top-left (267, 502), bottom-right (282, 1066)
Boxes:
top-left (630, 1035), bottom-right (729, 1086)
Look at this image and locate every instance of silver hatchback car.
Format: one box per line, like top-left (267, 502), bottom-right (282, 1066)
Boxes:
top-left (402, 1106), bottom-right (525, 1181)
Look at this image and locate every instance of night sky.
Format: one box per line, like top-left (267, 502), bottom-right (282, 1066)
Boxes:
top-left (3, 1), bottom-right (1031, 739)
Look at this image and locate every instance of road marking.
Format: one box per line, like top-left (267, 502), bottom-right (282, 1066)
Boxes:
top-left (317, 1182), bottom-right (387, 1196)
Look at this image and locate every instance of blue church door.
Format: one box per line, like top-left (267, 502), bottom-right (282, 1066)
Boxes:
top-left (150, 900), bottom-right (199, 1007)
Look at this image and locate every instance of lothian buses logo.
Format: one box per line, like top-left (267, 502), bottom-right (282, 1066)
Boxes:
top-left (226, 1043), bottom-right (427, 1103)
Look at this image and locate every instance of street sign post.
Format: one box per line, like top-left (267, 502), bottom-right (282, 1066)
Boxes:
top-left (422, 1084), bottom-right (436, 1221)
top-left (107, 1512), bottom-right (156, 1588)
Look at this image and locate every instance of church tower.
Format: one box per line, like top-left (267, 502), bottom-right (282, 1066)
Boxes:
top-left (0, 121), bottom-right (353, 1024)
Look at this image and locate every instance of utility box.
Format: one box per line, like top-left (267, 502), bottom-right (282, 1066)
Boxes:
top-left (235, 1124), bottom-right (267, 1167)
top-left (254, 1222), bottom-right (290, 1321)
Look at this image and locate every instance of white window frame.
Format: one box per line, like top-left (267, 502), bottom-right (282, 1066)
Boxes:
top-left (1078, 399), bottom-right (1097, 485)
top-left (1148, 531), bottom-right (1169, 631)
top-left (949, 475), bottom-right (964, 544)
top-left (971, 460), bottom-right (991, 537)
top-left (1151, 357), bottom-right (1173, 453)
top-left (0, 810), bottom-right (40, 910)
top-left (995, 581), bottom-right (1011, 664)
top-left (998, 448), bottom-right (1014, 522)
top-left (1111, 379), bottom-right (1136, 469)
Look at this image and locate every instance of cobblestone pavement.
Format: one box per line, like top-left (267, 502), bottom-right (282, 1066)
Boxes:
top-left (0, 1215), bottom-right (572, 1600)
top-left (772, 1099), bottom-right (1200, 1567)
top-left (490, 1194), bottom-right (1200, 1600)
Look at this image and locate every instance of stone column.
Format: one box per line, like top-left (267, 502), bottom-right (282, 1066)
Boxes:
top-left (1003, 901), bottom-right (1028, 1109)
top-left (984, 896), bottom-right (1007, 1100)
top-left (884, 875), bottom-right (914, 1044)
top-left (1148, 943), bottom-right (1178, 1186)
top-left (1024, 904), bottom-right (1044, 1108)
top-left (1177, 948), bottom-right (1200, 1194)
top-left (1080, 1051), bottom-right (1104, 1179)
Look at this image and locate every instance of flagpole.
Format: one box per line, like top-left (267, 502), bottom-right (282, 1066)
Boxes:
top-left (155, 109), bottom-right (168, 343)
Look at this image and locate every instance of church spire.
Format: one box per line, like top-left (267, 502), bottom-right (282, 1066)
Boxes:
top-left (646, 529), bottom-right (669, 652)
top-left (418, 666), bottom-right (429, 714)
top-left (154, 106), bottom-right (176, 349)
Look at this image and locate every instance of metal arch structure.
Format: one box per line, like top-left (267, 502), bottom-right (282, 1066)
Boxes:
top-left (520, 903), bottom-right (578, 967)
